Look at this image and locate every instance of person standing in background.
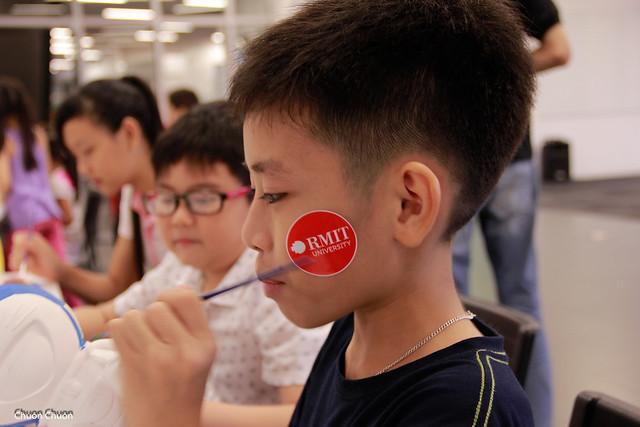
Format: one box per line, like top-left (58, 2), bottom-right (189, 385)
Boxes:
top-left (167, 88), bottom-right (199, 127)
top-left (452, 1), bottom-right (570, 426)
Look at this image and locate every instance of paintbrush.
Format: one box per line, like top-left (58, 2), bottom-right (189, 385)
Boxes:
top-left (200, 257), bottom-right (312, 300)
top-left (90, 257), bottom-right (313, 341)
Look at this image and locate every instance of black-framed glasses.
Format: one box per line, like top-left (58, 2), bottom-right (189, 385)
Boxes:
top-left (142, 186), bottom-right (251, 216)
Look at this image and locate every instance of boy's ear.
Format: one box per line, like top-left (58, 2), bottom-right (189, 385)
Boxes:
top-left (392, 161), bottom-right (441, 248)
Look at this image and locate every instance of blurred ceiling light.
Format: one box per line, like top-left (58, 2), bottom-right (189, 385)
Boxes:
top-left (134, 30), bottom-right (156, 42)
top-left (79, 0), bottom-right (127, 3)
top-left (134, 30), bottom-right (180, 43)
top-left (50, 38), bottom-right (74, 46)
top-left (50, 59), bottom-right (75, 73)
top-left (81, 49), bottom-right (104, 62)
top-left (157, 32), bottom-right (179, 43)
top-left (50, 37), bottom-right (75, 56)
top-left (173, 5), bottom-right (215, 14)
top-left (161, 21), bottom-right (194, 33)
top-left (80, 36), bottom-right (95, 49)
top-left (210, 32), bottom-right (225, 44)
top-left (50, 27), bottom-right (73, 39)
top-left (183, 0), bottom-right (228, 9)
top-left (97, 36), bottom-right (137, 45)
top-left (210, 44), bottom-right (227, 66)
top-left (10, 4), bottom-right (65, 15)
top-left (102, 8), bottom-right (155, 20)
top-left (50, 43), bottom-right (75, 56)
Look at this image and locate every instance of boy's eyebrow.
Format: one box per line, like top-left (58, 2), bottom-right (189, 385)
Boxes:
top-left (249, 159), bottom-right (286, 175)
top-left (155, 182), bottom-right (223, 191)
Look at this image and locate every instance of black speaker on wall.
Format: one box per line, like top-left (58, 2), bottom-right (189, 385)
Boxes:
top-left (0, 28), bottom-right (51, 121)
top-left (542, 140), bottom-right (570, 183)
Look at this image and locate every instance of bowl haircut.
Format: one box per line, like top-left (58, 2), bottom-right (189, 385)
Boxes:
top-left (152, 101), bottom-right (249, 188)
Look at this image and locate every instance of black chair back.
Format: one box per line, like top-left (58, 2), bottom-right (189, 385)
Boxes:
top-left (569, 391), bottom-right (640, 427)
top-left (459, 294), bottom-right (539, 386)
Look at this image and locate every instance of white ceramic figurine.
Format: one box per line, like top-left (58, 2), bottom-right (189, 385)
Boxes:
top-left (0, 282), bottom-right (124, 427)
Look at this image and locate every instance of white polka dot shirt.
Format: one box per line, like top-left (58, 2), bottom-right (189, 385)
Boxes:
top-left (114, 249), bottom-right (331, 404)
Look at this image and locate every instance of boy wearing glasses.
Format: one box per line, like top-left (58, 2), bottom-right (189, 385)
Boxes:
top-left (75, 101), bottom-right (330, 424)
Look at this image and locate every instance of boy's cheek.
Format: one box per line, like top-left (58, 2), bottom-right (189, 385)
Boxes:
top-left (155, 219), bottom-right (174, 248)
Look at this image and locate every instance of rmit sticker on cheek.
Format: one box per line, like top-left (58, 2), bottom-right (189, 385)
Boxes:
top-left (286, 210), bottom-right (357, 276)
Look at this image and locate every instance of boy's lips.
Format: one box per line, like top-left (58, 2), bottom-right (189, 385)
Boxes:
top-left (260, 278), bottom-right (284, 286)
top-left (254, 258), bottom-right (313, 297)
top-left (173, 237), bottom-right (201, 245)
top-left (261, 278), bottom-right (285, 296)
top-left (257, 263), bottom-right (287, 294)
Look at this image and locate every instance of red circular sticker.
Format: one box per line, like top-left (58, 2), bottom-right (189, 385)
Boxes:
top-left (286, 210), bottom-right (358, 276)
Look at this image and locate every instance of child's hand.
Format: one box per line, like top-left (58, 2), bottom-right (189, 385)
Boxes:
top-left (8, 231), bottom-right (64, 280)
top-left (108, 288), bottom-right (216, 427)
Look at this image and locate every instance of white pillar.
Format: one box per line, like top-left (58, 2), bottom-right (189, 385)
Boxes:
top-left (149, 0), bottom-right (168, 123)
top-left (70, 0), bottom-right (85, 84)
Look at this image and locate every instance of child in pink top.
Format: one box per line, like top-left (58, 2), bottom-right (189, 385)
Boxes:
top-left (0, 77), bottom-right (64, 263)
top-left (1, 76), bottom-right (82, 306)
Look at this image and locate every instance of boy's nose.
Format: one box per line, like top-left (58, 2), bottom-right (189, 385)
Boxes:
top-left (241, 203), bottom-right (271, 252)
top-left (170, 198), bottom-right (195, 225)
top-left (76, 159), bottom-right (88, 176)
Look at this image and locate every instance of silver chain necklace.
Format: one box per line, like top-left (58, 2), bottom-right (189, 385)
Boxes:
top-left (375, 310), bottom-right (476, 376)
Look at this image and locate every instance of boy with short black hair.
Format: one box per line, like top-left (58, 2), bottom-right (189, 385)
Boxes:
top-left (109, 0), bottom-right (537, 425)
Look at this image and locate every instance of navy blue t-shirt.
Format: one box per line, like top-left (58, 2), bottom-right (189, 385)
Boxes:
top-left (290, 314), bottom-right (533, 426)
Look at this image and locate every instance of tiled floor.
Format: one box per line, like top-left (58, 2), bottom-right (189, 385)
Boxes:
top-left (466, 207), bottom-right (640, 426)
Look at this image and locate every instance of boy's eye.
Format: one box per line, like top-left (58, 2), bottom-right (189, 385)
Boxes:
top-left (190, 191), bottom-right (218, 204)
top-left (260, 192), bottom-right (286, 204)
top-left (156, 192), bottom-right (175, 203)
